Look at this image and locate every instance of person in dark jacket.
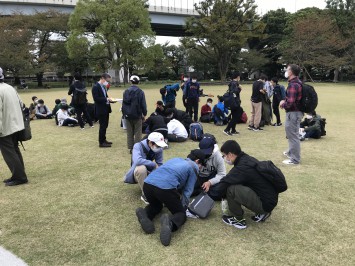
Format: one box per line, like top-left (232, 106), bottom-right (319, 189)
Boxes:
top-left (68, 73), bottom-right (93, 130)
top-left (155, 101), bottom-right (166, 116)
top-left (144, 112), bottom-right (169, 140)
top-left (122, 75), bottom-right (148, 153)
top-left (165, 108), bottom-right (193, 133)
top-left (270, 77), bottom-right (286, 126)
top-left (299, 111), bottom-right (323, 140)
top-left (92, 73), bottom-right (113, 148)
top-left (185, 75), bottom-right (201, 122)
top-left (223, 71), bottom-right (243, 135)
top-left (248, 74), bottom-right (267, 131)
top-left (217, 140), bottom-right (278, 229)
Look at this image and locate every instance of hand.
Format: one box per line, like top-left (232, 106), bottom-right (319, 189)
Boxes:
top-left (155, 163), bottom-right (159, 169)
top-left (279, 100), bottom-right (285, 109)
top-left (185, 99), bottom-right (187, 103)
top-left (202, 181), bottom-right (211, 192)
top-left (208, 94), bottom-right (214, 97)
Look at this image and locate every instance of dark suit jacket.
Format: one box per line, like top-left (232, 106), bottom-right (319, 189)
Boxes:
top-left (92, 82), bottom-right (112, 116)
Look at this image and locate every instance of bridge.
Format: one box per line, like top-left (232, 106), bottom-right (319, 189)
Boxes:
top-left (0, 0), bottom-right (201, 36)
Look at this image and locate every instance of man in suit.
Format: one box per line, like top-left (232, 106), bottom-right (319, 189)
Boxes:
top-left (92, 73), bottom-right (113, 148)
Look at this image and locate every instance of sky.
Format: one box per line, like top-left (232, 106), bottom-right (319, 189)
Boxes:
top-left (155, 0), bottom-right (327, 45)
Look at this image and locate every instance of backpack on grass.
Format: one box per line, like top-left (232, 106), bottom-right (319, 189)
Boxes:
top-left (189, 122), bottom-right (203, 141)
top-left (298, 84), bottom-right (318, 113)
top-left (320, 118), bottom-right (326, 136)
top-left (256, 161), bottom-right (287, 193)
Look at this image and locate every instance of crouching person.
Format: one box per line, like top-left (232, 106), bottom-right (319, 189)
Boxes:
top-left (218, 140), bottom-right (278, 229)
top-left (57, 104), bottom-right (78, 127)
top-left (135, 149), bottom-right (205, 246)
top-left (124, 132), bottom-right (167, 203)
top-left (193, 136), bottom-right (226, 200)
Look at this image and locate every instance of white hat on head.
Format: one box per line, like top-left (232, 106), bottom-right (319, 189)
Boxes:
top-left (130, 75), bottom-right (140, 82)
top-left (148, 132), bottom-right (168, 148)
top-left (0, 67), bottom-right (4, 79)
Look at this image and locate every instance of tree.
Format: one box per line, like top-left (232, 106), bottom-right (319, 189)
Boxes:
top-left (233, 49), bottom-right (269, 77)
top-left (280, 8), bottom-right (351, 82)
top-left (183, 0), bottom-right (264, 81)
top-left (68, 0), bottom-right (154, 83)
top-left (162, 44), bottom-right (186, 78)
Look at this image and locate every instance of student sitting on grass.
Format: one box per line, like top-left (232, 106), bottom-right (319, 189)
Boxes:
top-left (124, 132), bottom-right (167, 204)
top-left (57, 104), bottom-right (78, 127)
top-left (212, 96), bottom-right (229, 126)
top-left (35, 99), bottom-right (53, 119)
top-left (167, 119), bottom-right (188, 143)
top-left (200, 98), bottom-right (213, 123)
top-left (135, 149), bottom-right (206, 246)
top-left (299, 111), bottom-right (324, 141)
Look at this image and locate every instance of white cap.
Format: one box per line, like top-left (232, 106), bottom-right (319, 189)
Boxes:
top-left (130, 75), bottom-right (140, 83)
top-left (0, 67), bottom-right (4, 79)
top-left (148, 132), bottom-right (168, 148)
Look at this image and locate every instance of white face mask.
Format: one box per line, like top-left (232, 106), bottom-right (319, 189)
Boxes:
top-left (207, 103), bottom-right (212, 107)
top-left (151, 146), bottom-right (162, 153)
top-left (191, 79), bottom-right (197, 83)
top-left (103, 81), bottom-right (109, 86)
top-left (306, 115), bottom-right (313, 119)
top-left (284, 71), bottom-right (289, 79)
top-left (37, 104), bottom-right (42, 107)
top-left (224, 157), bottom-right (233, 165)
top-left (34, 99), bottom-right (38, 103)
top-left (183, 77), bottom-right (188, 82)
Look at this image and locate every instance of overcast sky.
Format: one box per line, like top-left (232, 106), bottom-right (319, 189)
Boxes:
top-left (155, 0), bottom-right (327, 45)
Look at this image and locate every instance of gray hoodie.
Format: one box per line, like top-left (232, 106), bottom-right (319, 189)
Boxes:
top-left (199, 144), bottom-right (226, 185)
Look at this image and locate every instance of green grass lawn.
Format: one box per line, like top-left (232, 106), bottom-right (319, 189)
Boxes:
top-left (1, 82), bottom-right (354, 265)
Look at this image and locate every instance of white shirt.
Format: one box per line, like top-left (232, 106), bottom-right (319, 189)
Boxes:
top-left (57, 109), bottom-right (75, 126)
top-left (167, 119), bottom-right (188, 138)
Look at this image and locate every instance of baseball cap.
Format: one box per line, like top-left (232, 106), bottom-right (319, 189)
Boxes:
top-left (130, 75), bottom-right (140, 83)
top-left (199, 137), bottom-right (216, 155)
top-left (0, 67), bottom-right (4, 79)
top-left (187, 149), bottom-right (206, 164)
top-left (148, 132), bottom-right (168, 148)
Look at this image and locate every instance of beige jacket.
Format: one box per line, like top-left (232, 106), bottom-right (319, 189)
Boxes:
top-left (0, 82), bottom-right (24, 137)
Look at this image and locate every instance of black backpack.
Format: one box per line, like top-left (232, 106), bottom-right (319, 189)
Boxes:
top-left (18, 106), bottom-right (32, 142)
top-left (320, 118), bottom-right (327, 136)
top-left (122, 88), bottom-right (141, 119)
top-left (298, 84), bottom-right (318, 113)
top-left (223, 89), bottom-right (239, 110)
top-left (256, 161), bottom-right (288, 193)
top-left (73, 87), bottom-right (87, 105)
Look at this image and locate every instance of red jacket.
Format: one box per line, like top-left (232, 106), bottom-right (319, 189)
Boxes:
top-left (201, 104), bottom-right (211, 116)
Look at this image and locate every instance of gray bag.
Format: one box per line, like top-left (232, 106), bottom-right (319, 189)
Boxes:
top-left (188, 192), bottom-right (214, 219)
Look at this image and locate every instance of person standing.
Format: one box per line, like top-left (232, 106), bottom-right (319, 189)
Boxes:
top-left (92, 73), bottom-right (113, 148)
top-left (270, 77), bottom-right (285, 126)
top-left (0, 67), bottom-right (28, 186)
top-left (223, 71), bottom-right (243, 135)
top-left (279, 64), bottom-right (303, 165)
top-left (185, 75), bottom-right (200, 122)
top-left (68, 73), bottom-right (93, 130)
top-left (248, 74), bottom-right (267, 132)
top-left (122, 75), bottom-right (147, 153)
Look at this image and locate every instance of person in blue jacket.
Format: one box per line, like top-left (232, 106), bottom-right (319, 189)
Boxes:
top-left (213, 96), bottom-right (229, 126)
top-left (160, 83), bottom-right (180, 108)
top-left (135, 149), bottom-right (206, 246)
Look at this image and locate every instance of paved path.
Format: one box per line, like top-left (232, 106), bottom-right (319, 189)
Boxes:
top-left (0, 247), bottom-right (28, 266)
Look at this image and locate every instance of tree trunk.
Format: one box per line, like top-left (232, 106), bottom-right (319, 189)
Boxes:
top-left (333, 67), bottom-right (339, 83)
top-left (218, 51), bottom-right (231, 81)
top-left (36, 72), bottom-right (44, 87)
top-left (14, 76), bottom-right (21, 85)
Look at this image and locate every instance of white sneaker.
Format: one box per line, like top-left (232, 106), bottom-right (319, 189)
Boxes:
top-left (283, 151), bottom-right (291, 159)
top-left (282, 159), bottom-right (298, 165)
top-left (186, 209), bottom-right (199, 219)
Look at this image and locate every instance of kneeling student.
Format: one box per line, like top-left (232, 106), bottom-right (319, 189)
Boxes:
top-left (218, 140), bottom-right (278, 229)
top-left (57, 104), bottom-right (78, 126)
top-left (135, 149), bottom-right (206, 246)
top-left (299, 111), bottom-right (323, 140)
top-left (167, 118), bottom-right (188, 142)
top-left (124, 132), bottom-right (167, 203)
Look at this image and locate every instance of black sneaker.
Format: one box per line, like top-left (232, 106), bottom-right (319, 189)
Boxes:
top-left (248, 125), bottom-right (254, 130)
top-left (223, 130), bottom-right (232, 136)
top-left (222, 215), bottom-right (247, 229)
top-left (230, 130), bottom-right (240, 135)
top-left (253, 127), bottom-right (263, 131)
top-left (136, 208), bottom-right (155, 234)
top-left (160, 214), bottom-right (172, 246)
top-left (251, 212), bottom-right (271, 222)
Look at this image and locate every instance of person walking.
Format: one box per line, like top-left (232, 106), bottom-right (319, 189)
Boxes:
top-left (0, 67), bottom-right (29, 186)
top-left (279, 64), bottom-right (303, 165)
top-left (92, 73), bottom-right (113, 148)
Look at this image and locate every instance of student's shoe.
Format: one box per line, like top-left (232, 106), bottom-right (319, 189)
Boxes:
top-left (104, 140), bottom-right (113, 145)
top-left (223, 130), bottom-right (232, 136)
top-left (283, 151), bottom-right (291, 159)
top-left (99, 143), bottom-right (111, 148)
top-left (90, 125), bottom-right (94, 128)
top-left (186, 209), bottom-right (199, 219)
top-left (251, 212), bottom-right (271, 222)
top-left (253, 127), bottom-right (263, 131)
top-left (277, 123), bottom-right (282, 126)
top-left (5, 179), bottom-right (28, 186)
top-left (222, 215), bottom-right (247, 229)
top-left (140, 194), bottom-right (149, 205)
top-left (136, 207), bottom-right (155, 234)
top-left (248, 125), bottom-right (254, 130)
top-left (3, 178), bottom-right (12, 183)
top-left (230, 130), bottom-right (240, 135)
top-left (80, 127), bottom-right (85, 130)
top-left (282, 159), bottom-right (298, 165)
top-left (160, 214), bottom-right (172, 246)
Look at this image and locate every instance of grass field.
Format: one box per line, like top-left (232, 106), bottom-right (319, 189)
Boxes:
top-left (1, 82), bottom-right (354, 266)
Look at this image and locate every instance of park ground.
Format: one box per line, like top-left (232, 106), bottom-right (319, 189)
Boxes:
top-left (0, 83), bottom-right (354, 265)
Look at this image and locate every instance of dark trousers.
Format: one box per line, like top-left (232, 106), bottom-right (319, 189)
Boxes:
top-left (62, 118), bottom-right (78, 126)
top-left (225, 107), bottom-right (242, 132)
top-left (167, 134), bottom-right (187, 142)
top-left (182, 95), bottom-right (187, 112)
top-left (187, 98), bottom-right (199, 122)
top-left (305, 130), bottom-right (321, 139)
top-left (98, 113), bottom-right (109, 144)
top-left (75, 104), bottom-right (93, 128)
top-left (0, 133), bottom-right (28, 181)
top-left (165, 101), bottom-right (176, 109)
top-left (192, 175), bottom-right (224, 201)
top-left (143, 183), bottom-right (186, 231)
top-left (36, 114), bottom-right (53, 119)
top-left (272, 102), bottom-right (281, 124)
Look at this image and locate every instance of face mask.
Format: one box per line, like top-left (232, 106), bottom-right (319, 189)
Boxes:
top-left (37, 104), bottom-right (42, 107)
top-left (224, 157), bottom-right (233, 165)
top-left (167, 114), bottom-right (173, 119)
top-left (284, 71), bottom-right (289, 79)
top-left (34, 100), bottom-right (38, 103)
top-left (183, 77), bottom-right (188, 82)
top-left (151, 146), bottom-right (162, 153)
top-left (207, 103), bottom-right (212, 107)
top-left (103, 81), bottom-right (109, 86)
top-left (191, 79), bottom-right (197, 83)
top-left (306, 115), bottom-right (313, 119)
